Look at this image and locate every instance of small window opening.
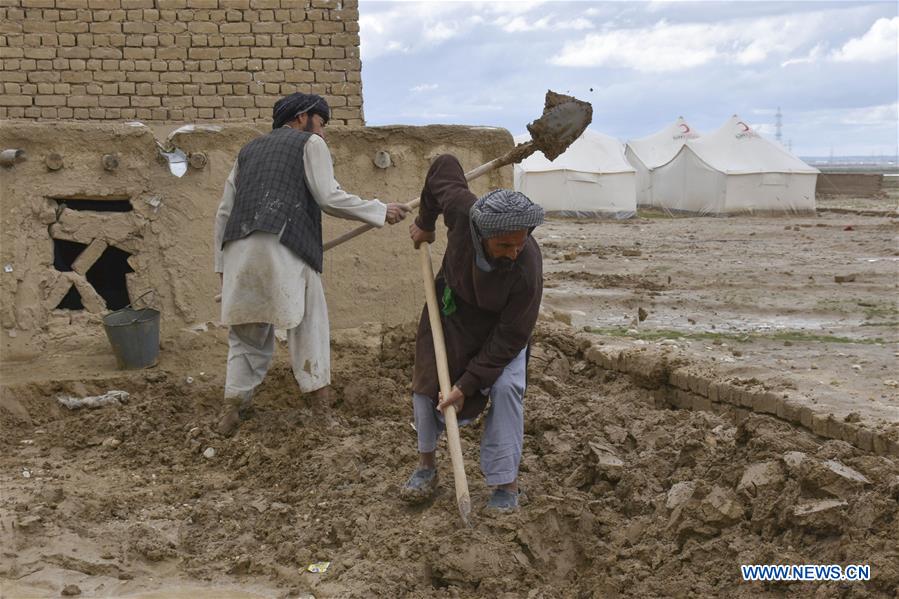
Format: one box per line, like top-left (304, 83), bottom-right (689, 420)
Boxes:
top-left (53, 239), bottom-right (87, 272)
top-left (87, 246), bottom-right (134, 310)
top-left (56, 199), bottom-right (133, 212)
top-left (57, 285), bottom-right (84, 310)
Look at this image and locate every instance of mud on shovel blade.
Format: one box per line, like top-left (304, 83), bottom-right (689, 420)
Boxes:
top-left (526, 90), bottom-right (593, 161)
top-left (323, 89), bottom-right (592, 252)
top-left (419, 242), bottom-right (472, 527)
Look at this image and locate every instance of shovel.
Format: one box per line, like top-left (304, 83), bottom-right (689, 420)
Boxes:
top-left (323, 90), bottom-right (592, 251)
top-left (418, 240), bottom-right (472, 527)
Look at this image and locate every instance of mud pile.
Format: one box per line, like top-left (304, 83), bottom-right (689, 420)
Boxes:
top-left (1, 323), bottom-right (897, 597)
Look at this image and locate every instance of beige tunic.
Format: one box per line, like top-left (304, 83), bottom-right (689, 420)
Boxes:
top-left (213, 134), bottom-right (387, 329)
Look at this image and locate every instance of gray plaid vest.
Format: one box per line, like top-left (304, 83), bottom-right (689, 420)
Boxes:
top-left (222, 128), bottom-right (324, 272)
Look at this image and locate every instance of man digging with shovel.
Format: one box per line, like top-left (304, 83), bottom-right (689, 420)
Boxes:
top-left (400, 155), bottom-right (545, 513)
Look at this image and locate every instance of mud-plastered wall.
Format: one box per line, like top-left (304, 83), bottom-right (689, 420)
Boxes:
top-left (0, 0), bottom-right (362, 124)
top-left (0, 121), bottom-right (513, 360)
top-left (816, 173), bottom-right (883, 197)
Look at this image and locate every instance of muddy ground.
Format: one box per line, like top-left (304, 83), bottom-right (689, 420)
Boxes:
top-left (1, 196), bottom-right (898, 598)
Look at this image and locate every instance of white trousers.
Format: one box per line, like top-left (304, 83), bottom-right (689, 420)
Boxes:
top-left (224, 277), bottom-right (330, 408)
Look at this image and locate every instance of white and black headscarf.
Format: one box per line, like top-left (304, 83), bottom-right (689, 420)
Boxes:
top-left (469, 189), bottom-right (544, 271)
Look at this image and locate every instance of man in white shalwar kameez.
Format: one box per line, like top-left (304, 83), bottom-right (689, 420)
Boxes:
top-left (213, 93), bottom-right (409, 435)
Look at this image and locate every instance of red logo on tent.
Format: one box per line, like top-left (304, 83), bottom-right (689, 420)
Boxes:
top-left (735, 121), bottom-right (757, 139)
top-left (679, 123), bottom-right (691, 133)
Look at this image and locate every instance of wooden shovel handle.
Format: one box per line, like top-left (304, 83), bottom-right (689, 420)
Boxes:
top-left (419, 242), bottom-right (471, 526)
top-left (323, 198), bottom-right (420, 251)
top-left (324, 143), bottom-right (534, 252)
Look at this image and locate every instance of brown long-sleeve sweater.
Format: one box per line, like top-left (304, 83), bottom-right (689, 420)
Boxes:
top-left (411, 155), bottom-right (543, 420)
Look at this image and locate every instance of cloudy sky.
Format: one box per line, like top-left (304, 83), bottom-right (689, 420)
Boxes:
top-left (358, 1), bottom-right (898, 157)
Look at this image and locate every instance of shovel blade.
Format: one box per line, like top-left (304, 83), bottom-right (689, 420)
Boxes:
top-left (526, 90), bottom-right (593, 161)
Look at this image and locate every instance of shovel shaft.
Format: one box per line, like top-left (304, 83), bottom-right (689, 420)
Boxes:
top-left (323, 142), bottom-right (536, 252)
top-left (419, 242), bottom-right (471, 526)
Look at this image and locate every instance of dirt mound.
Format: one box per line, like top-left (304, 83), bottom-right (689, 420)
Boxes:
top-left (1, 324), bottom-right (897, 597)
top-left (551, 271), bottom-right (668, 291)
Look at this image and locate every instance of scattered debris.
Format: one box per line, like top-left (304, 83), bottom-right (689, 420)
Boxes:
top-left (101, 437), bottom-right (121, 450)
top-left (666, 481), bottom-right (696, 510)
top-left (57, 390), bottom-right (129, 410)
top-left (307, 561), bottom-right (331, 574)
top-left (203, 447), bottom-right (216, 459)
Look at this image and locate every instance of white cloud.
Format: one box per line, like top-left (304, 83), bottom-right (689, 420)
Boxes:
top-left (831, 17), bottom-right (899, 63)
top-left (499, 15), bottom-right (592, 33)
top-left (840, 103), bottom-right (899, 126)
top-left (473, 1), bottom-right (546, 17)
top-left (385, 40), bottom-right (409, 54)
top-left (551, 20), bottom-right (720, 71)
top-left (550, 12), bottom-right (833, 72)
top-left (781, 43), bottom-right (825, 67)
top-left (424, 22), bottom-right (458, 43)
top-left (360, 3), bottom-right (468, 60)
top-left (410, 83), bottom-right (439, 93)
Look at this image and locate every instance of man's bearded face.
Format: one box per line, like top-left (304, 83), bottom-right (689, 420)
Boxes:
top-left (482, 229), bottom-right (528, 271)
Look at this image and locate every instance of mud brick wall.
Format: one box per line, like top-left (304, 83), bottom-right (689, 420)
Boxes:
top-left (0, 0), bottom-right (363, 124)
top-left (816, 173), bottom-right (883, 197)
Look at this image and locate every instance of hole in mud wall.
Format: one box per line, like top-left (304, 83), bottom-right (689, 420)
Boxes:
top-left (58, 286), bottom-right (84, 310)
top-left (86, 246), bottom-right (134, 310)
top-left (53, 239), bottom-right (87, 273)
top-left (55, 199), bottom-right (133, 212)
top-left (52, 239), bottom-right (88, 310)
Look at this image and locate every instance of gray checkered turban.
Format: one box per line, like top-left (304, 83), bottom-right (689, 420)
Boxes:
top-left (470, 189), bottom-right (545, 239)
top-left (469, 189), bottom-right (543, 271)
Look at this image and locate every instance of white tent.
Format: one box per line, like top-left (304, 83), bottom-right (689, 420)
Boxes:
top-left (514, 129), bottom-right (636, 218)
top-left (651, 115), bottom-right (819, 215)
top-left (625, 117), bottom-right (700, 208)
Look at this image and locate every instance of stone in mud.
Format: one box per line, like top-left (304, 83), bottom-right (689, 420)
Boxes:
top-left (61, 585), bottom-right (81, 596)
top-left (604, 425), bottom-right (629, 445)
top-left (887, 476), bottom-right (899, 500)
top-left (40, 485), bottom-right (65, 505)
top-left (697, 486), bottom-right (744, 526)
top-left (791, 499), bottom-right (848, 533)
top-left (799, 458), bottom-right (871, 499)
top-left (17, 514), bottom-right (43, 531)
top-left (666, 481), bottom-right (696, 510)
top-left (737, 461), bottom-right (784, 496)
top-left (782, 451), bottom-right (807, 471)
top-left (588, 440), bottom-right (624, 482)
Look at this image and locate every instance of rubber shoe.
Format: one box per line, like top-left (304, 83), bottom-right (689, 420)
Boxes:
top-left (486, 488), bottom-right (520, 513)
top-left (400, 468), bottom-right (438, 504)
top-left (216, 406), bottom-right (242, 437)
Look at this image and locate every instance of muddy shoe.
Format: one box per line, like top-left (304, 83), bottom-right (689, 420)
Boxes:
top-left (216, 406), bottom-right (242, 437)
top-left (400, 468), bottom-right (438, 503)
top-left (485, 488), bottom-right (520, 513)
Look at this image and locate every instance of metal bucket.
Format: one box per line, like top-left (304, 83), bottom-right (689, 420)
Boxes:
top-left (102, 305), bottom-right (160, 370)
